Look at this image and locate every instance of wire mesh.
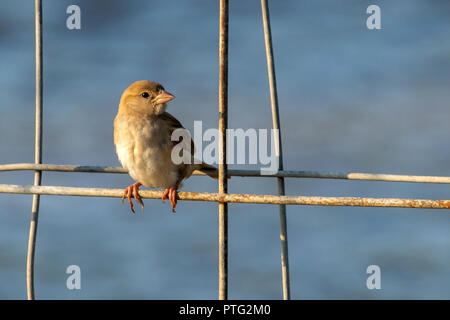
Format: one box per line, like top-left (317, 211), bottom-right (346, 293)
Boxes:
top-left (0, 0), bottom-right (449, 300)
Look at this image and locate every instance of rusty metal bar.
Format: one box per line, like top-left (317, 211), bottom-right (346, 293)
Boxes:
top-left (261, 0), bottom-right (290, 300)
top-left (218, 0), bottom-right (229, 300)
top-left (3, 163), bottom-right (450, 184)
top-left (26, 0), bottom-right (43, 301)
top-left (1, 184), bottom-right (449, 209)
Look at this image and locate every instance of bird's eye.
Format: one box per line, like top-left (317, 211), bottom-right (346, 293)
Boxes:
top-left (141, 92), bottom-right (150, 98)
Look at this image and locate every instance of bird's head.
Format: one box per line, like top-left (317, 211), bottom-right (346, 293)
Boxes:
top-left (119, 80), bottom-right (175, 115)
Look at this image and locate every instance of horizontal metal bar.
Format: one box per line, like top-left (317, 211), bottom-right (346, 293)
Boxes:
top-left (0, 163), bottom-right (128, 174)
top-left (1, 163), bottom-right (450, 184)
top-left (0, 184), bottom-right (449, 209)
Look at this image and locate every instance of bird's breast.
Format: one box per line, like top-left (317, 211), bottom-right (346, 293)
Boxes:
top-left (114, 115), bottom-right (179, 188)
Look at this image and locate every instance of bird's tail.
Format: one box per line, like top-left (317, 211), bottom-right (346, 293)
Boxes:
top-left (194, 162), bottom-right (219, 179)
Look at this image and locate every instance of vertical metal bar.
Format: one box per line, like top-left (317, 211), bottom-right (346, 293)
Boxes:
top-left (218, 0), bottom-right (229, 300)
top-left (260, 0), bottom-right (291, 300)
top-left (27, 0), bottom-right (43, 300)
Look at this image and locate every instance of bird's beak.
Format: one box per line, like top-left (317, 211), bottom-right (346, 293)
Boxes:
top-left (154, 91), bottom-right (175, 104)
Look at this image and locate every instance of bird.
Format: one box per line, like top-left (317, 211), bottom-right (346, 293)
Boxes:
top-left (114, 80), bottom-right (215, 213)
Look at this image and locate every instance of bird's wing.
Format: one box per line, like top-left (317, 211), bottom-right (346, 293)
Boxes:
top-left (160, 112), bottom-right (218, 180)
top-left (160, 111), bottom-right (195, 154)
top-left (159, 112), bottom-right (197, 184)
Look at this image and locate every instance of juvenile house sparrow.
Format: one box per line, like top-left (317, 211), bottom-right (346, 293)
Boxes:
top-left (114, 80), bottom-right (214, 213)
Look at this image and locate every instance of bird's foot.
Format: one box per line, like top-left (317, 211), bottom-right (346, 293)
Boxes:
top-left (162, 187), bottom-right (178, 213)
top-left (122, 182), bottom-right (144, 214)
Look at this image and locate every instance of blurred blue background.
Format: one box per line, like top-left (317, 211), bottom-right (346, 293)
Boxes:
top-left (0, 0), bottom-right (449, 299)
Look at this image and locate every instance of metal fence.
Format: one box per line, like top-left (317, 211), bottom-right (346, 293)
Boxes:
top-left (0, 0), bottom-right (449, 300)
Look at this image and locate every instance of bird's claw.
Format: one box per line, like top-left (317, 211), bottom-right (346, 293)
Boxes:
top-left (122, 182), bottom-right (144, 214)
top-left (162, 187), bottom-right (178, 213)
